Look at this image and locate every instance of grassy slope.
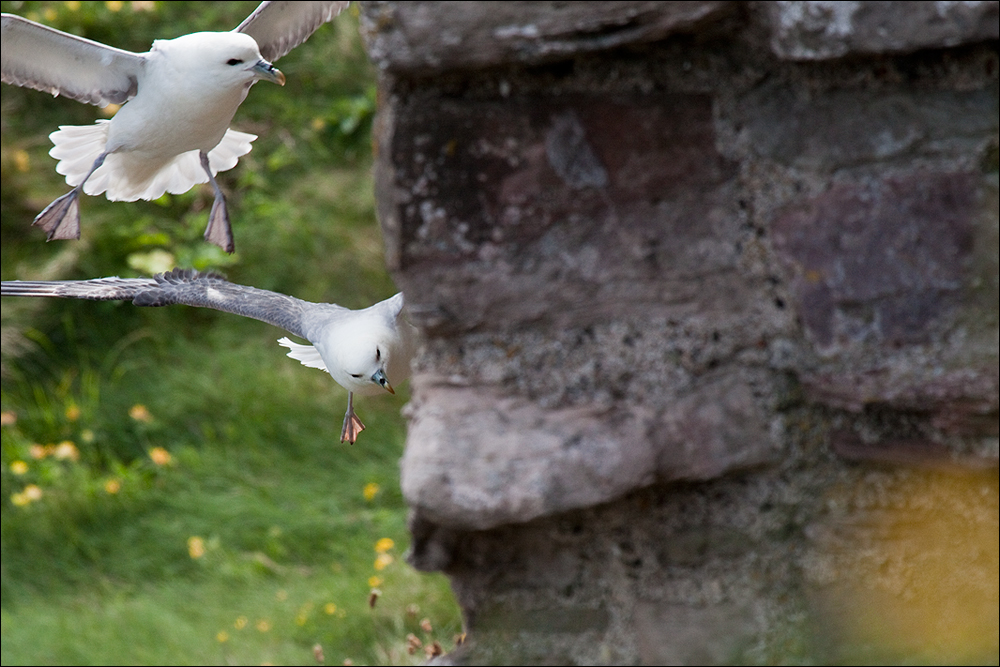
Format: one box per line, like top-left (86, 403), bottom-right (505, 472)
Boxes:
top-left (0, 2), bottom-right (460, 664)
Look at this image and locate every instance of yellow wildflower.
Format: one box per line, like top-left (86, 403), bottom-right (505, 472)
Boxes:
top-left (10, 461), bottom-right (28, 475)
top-left (374, 537), bottom-right (395, 553)
top-left (65, 404), bottom-right (81, 421)
top-left (149, 447), bottom-right (172, 466)
top-left (106, 1), bottom-right (123, 12)
top-left (295, 603), bottom-right (313, 626)
top-left (13, 150), bottom-right (30, 173)
top-left (216, 631), bottom-right (229, 643)
top-left (0, 411), bottom-right (16, 426)
top-left (187, 536), bottom-right (206, 559)
top-left (65, 1), bottom-right (81, 10)
top-left (256, 619), bottom-right (271, 633)
top-left (374, 553), bottom-right (394, 571)
top-left (29, 444), bottom-right (47, 460)
top-left (362, 482), bottom-right (380, 501)
top-left (12, 485), bottom-right (44, 507)
top-left (105, 479), bottom-right (122, 494)
top-left (324, 603), bottom-right (337, 615)
top-left (54, 441), bottom-right (80, 461)
top-left (129, 404), bottom-right (153, 423)
top-left (368, 575), bottom-right (383, 588)
top-left (234, 616), bottom-right (248, 630)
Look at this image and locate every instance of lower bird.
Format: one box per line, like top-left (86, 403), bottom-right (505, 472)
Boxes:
top-left (1, 268), bottom-right (414, 444)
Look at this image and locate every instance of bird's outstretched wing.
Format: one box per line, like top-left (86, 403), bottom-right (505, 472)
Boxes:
top-left (234, 1), bottom-right (350, 62)
top-left (0, 275), bottom-right (158, 300)
top-left (1, 268), bottom-right (313, 339)
top-left (1, 13), bottom-right (144, 107)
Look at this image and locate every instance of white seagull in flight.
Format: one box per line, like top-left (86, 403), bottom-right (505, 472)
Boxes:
top-left (0, 1), bottom-right (350, 253)
top-left (1, 268), bottom-right (414, 445)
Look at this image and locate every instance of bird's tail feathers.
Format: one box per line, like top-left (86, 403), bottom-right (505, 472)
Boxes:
top-left (49, 124), bottom-right (256, 202)
top-left (277, 337), bottom-right (330, 374)
top-left (50, 121), bottom-right (110, 189)
top-left (204, 129), bottom-right (257, 176)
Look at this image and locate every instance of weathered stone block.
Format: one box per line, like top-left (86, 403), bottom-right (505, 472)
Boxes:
top-left (773, 171), bottom-right (977, 351)
top-left (375, 93), bottom-right (740, 333)
top-left (740, 86), bottom-right (999, 170)
top-left (772, 170), bottom-right (999, 436)
top-left (402, 374), bottom-right (777, 530)
top-left (766, 0), bottom-right (1000, 60)
top-left (634, 601), bottom-right (757, 665)
top-left (360, 1), bottom-right (735, 75)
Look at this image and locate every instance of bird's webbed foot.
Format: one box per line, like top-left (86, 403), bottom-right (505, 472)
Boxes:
top-left (199, 150), bottom-right (235, 254)
top-left (33, 190), bottom-right (82, 241)
top-left (341, 411), bottom-right (365, 445)
top-left (340, 393), bottom-right (366, 445)
top-left (203, 194), bottom-right (235, 254)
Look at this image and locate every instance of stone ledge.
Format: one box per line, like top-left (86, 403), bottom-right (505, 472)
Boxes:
top-left (359, 1), bottom-right (735, 75)
top-left (766, 0), bottom-right (1000, 61)
top-left (360, 1), bottom-right (1000, 76)
top-left (401, 374), bottom-right (778, 531)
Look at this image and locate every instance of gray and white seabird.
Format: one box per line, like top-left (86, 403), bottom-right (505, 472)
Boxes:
top-left (1, 267), bottom-right (414, 444)
top-left (0, 1), bottom-right (350, 253)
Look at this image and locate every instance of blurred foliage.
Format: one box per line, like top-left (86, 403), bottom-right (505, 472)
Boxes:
top-left (1, 2), bottom-right (461, 664)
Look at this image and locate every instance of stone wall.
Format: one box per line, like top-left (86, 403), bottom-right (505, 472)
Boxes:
top-left (358, 2), bottom-right (999, 663)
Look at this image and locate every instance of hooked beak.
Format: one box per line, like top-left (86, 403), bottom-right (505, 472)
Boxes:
top-left (371, 368), bottom-right (395, 395)
top-left (252, 59), bottom-right (285, 86)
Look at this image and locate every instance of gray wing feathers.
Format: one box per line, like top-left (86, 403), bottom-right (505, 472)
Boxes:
top-left (1, 13), bottom-right (143, 107)
top-left (234, 1), bottom-right (350, 62)
top-left (1, 269), bottom-right (314, 340)
top-left (0, 276), bottom-right (158, 301)
top-left (131, 269), bottom-right (311, 339)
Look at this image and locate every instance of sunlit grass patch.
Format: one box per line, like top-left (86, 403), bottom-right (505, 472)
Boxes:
top-left (1, 346), bottom-right (460, 663)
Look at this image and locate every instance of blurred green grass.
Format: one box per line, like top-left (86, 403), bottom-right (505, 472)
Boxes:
top-left (0, 2), bottom-right (461, 664)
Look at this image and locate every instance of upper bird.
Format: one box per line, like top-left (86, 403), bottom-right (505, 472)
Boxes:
top-left (1, 268), bottom-right (414, 445)
top-left (0, 1), bottom-right (350, 253)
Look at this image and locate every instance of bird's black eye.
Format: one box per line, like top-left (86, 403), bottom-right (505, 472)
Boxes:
top-left (351, 373), bottom-right (362, 378)
top-left (376, 348), bottom-right (381, 362)
top-left (226, 58), bottom-right (244, 66)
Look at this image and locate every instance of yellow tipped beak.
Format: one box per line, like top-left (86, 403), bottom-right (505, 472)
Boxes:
top-left (253, 60), bottom-right (285, 86)
top-left (372, 368), bottom-right (394, 394)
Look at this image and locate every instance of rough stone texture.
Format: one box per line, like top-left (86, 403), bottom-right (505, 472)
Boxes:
top-left (766, 1), bottom-right (1000, 60)
top-left (403, 372), bottom-right (779, 531)
top-left (360, 1), bottom-right (999, 664)
top-left (360, 1), bottom-right (736, 75)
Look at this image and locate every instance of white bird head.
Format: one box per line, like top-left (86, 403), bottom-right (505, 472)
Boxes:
top-left (152, 31), bottom-right (285, 90)
top-left (321, 314), bottom-right (407, 397)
